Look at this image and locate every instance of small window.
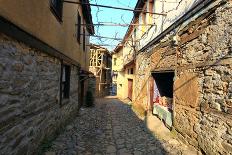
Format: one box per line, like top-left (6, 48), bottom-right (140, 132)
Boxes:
top-left (61, 64), bottom-right (71, 99)
top-left (77, 12), bottom-right (81, 43)
top-left (50, 0), bottom-right (63, 22)
top-left (83, 28), bottom-right (86, 51)
top-left (131, 68), bottom-right (134, 74)
top-left (114, 58), bottom-right (117, 65)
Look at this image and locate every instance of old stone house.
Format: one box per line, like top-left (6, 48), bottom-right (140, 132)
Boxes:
top-left (0, 0), bottom-right (94, 154)
top-left (89, 44), bottom-right (112, 97)
top-left (115, 0), bottom-right (232, 154)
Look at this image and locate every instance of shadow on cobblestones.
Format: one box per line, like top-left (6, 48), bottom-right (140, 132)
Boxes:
top-left (44, 98), bottom-right (182, 155)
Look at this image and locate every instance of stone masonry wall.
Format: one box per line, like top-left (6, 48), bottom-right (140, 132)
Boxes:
top-left (134, 1), bottom-right (232, 154)
top-left (0, 33), bottom-right (80, 154)
top-left (134, 39), bottom-right (176, 110)
top-left (175, 1), bottom-right (232, 154)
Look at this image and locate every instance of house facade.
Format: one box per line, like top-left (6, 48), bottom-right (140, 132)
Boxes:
top-left (115, 0), bottom-right (232, 154)
top-left (0, 0), bottom-right (94, 154)
top-left (89, 44), bottom-right (112, 97)
top-left (112, 20), bottom-right (138, 100)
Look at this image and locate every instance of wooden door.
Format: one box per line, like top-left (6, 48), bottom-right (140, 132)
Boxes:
top-left (149, 77), bottom-right (154, 110)
top-left (128, 79), bottom-right (133, 100)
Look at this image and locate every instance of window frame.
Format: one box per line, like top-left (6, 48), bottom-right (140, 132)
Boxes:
top-left (50, 0), bottom-right (63, 22)
top-left (60, 63), bottom-right (71, 106)
top-left (131, 68), bottom-right (134, 74)
top-left (83, 28), bottom-right (86, 51)
top-left (77, 12), bottom-right (81, 43)
top-left (114, 58), bottom-right (117, 66)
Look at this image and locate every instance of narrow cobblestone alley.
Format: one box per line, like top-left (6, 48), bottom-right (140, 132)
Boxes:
top-left (44, 98), bottom-right (196, 155)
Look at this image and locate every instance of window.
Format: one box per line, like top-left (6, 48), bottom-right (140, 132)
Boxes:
top-left (114, 58), bottom-right (117, 65)
top-left (50, 0), bottom-right (63, 22)
top-left (77, 12), bottom-right (81, 43)
top-left (83, 28), bottom-right (86, 51)
top-left (128, 68), bottom-right (134, 75)
top-left (61, 64), bottom-right (71, 99)
top-left (131, 68), bottom-right (134, 74)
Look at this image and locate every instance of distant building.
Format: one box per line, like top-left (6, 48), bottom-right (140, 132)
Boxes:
top-left (0, 0), bottom-right (94, 154)
top-left (89, 44), bottom-right (112, 97)
top-left (112, 40), bottom-right (136, 100)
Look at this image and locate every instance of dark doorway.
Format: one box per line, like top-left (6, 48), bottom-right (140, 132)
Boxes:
top-left (79, 76), bottom-right (85, 108)
top-left (151, 71), bottom-right (175, 128)
top-left (152, 72), bottom-right (174, 98)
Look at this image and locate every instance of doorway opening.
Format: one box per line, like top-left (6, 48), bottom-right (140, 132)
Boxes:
top-left (150, 71), bottom-right (174, 128)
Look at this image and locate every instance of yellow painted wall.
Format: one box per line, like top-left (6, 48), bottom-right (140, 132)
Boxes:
top-left (112, 50), bottom-right (123, 72)
top-left (0, 0), bottom-right (90, 69)
top-left (124, 64), bottom-right (136, 100)
top-left (112, 48), bottom-right (126, 99)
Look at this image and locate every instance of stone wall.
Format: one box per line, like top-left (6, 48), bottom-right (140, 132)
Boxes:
top-left (175, 1), bottom-right (232, 154)
top-left (134, 39), bottom-right (176, 110)
top-left (0, 33), bottom-right (80, 154)
top-left (134, 1), bottom-right (232, 154)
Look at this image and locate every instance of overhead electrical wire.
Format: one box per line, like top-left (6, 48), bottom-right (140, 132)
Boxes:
top-left (63, 0), bottom-right (167, 16)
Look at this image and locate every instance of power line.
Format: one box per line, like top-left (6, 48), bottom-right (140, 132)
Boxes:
top-left (80, 33), bottom-right (122, 40)
top-left (89, 35), bottom-right (123, 40)
top-left (81, 23), bottom-right (156, 27)
top-left (63, 0), bottom-right (167, 16)
top-left (86, 44), bottom-right (120, 47)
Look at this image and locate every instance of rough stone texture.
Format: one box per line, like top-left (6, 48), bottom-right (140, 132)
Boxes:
top-left (0, 33), bottom-right (80, 155)
top-left (133, 1), bottom-right (232, 154)
top-left (134, 40), bottom-right (176, 110)
top-left (44, 98), bottom-right (197, 155)
top-left (176, 1), bottom-right (232, 154)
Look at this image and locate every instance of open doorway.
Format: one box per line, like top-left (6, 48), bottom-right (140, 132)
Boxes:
top-left (150, 71), bottom-right (174, 128)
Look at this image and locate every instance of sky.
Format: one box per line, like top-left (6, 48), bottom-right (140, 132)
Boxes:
top-left (89, 0), bottom-right (137, 51)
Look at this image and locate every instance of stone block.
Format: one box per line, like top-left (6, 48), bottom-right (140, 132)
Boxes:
top-left (227, 108), bottom-right (232, 114)
top-left (0, 34), bottom-right (80, 154)
top-left (205, 70), bottom-right (214, 76)
top-left (12, 63), bottom-right (24, 72)
top-left (209, 102), bottom-right (221, 111)
top-left (200, 101), bottom-right (210, 112)
top-left (222, 141), bottom-right (232, 153)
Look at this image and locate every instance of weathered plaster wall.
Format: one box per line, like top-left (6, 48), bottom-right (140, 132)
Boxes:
top-left (0, 33), bottom-right (80, 154)
top-left (0, 0), bottom-right (90, 70)
top-left (139, 0), bottom-right (200, 50)
top-left (134, 1), bottom-right (232, 154)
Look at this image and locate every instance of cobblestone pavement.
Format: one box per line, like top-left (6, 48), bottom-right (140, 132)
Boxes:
top-left (45, 98), bottom-right (195, 155)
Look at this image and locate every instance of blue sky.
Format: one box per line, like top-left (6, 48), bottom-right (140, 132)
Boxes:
top-left (89, 0), bottom-right (137, 51)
